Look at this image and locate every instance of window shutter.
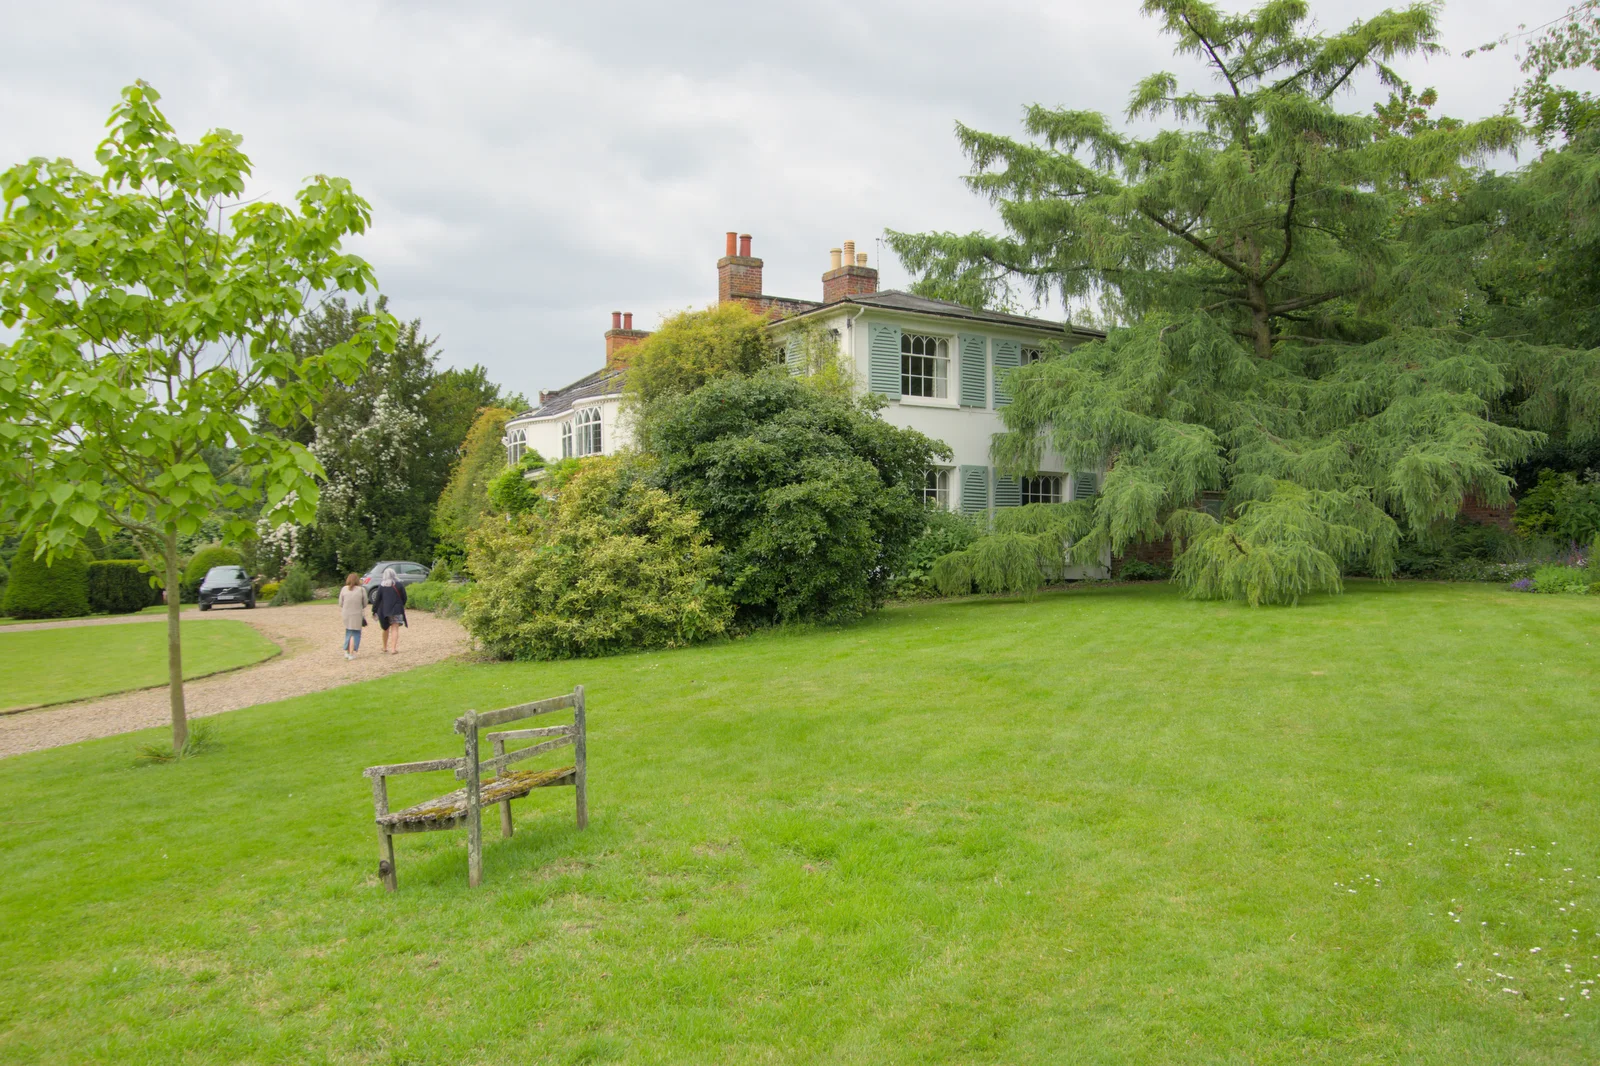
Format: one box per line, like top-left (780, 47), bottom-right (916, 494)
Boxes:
top-left (785, 335), bottom-right (804, 376)
top-left (992, 339), bottom-right (1021, 407)
top-left (959, 464), bottom-right (990, 515)
top-left (959, 334), bottom-right (988, 408)
top-left (1072, 471), bottom-right (1099, 500)
top-left (994, 473), bottom-right (1020, 508)
top-left (868, 323), bottom-right (902, 398)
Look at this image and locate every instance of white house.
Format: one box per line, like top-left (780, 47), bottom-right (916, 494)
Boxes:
top-left (504, 231), bottom-right (1108, 573)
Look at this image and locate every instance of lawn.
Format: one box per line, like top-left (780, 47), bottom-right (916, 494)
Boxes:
top-left (0, 619), bottom-right (280, 711)
top-left (1, 581), bottom-right (1598, 1063)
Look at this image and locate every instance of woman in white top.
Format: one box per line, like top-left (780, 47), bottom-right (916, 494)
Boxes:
top-left (338, 573), bottom-right (367, 660)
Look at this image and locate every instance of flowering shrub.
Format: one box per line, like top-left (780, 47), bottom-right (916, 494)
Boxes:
top-left (1509, 578), bottom-right (1534, 591)
top-left (1530, 564), bottom-right (1591, 594)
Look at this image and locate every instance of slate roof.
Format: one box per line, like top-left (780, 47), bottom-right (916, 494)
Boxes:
top-left (511, 366), bottom-right (625, 421)
top-left (514, 290), bottom-right (1103, 420)
top-left (784, 289), bottom-right (1106, 337)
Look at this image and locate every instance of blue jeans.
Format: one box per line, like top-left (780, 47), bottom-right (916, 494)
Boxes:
top-left (344, 628), bottom-right (362, 652)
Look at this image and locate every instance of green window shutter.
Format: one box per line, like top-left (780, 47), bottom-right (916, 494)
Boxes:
top-left (992, 339), bottom-right (1021, 407)
top-left (959, 464), bottom-right (990, 515)
top-left (868, 324), bottom-right (902, 398)
top-left (1072, 471), bottom-right (1099, 501)
top-left (994, 473), bottom-right (1020, 508)
top-left (785, 335), bottom-right (804, 376)
top-left (959, 334), bottom-right (988, 407)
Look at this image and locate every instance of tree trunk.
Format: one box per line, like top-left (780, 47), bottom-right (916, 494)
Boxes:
top-left (163, 527), bottom-right (187, 751)
top-left (1247, 280), bottom-right (1273, 359)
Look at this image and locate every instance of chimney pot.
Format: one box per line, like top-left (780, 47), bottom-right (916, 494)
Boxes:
top-left (623, 312), bottom-right (633, 330)
top-left (738, 233), bottom-right (752, 257)
top-left (725, 231), bottom-right (737, 257)
top-left (856, 252), bottom-right (868, 267)
top-left (830, 247), bottom-right (842, 271)
top-left (611, 311), bottom-right (622, 329)
top-left (842, 240), bottom-right (856, 264)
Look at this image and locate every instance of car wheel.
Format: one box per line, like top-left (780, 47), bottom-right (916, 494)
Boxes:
top-left (199, 602), bottom-right (211, 612)
top-left (245, 598), bottom-right (256, 609)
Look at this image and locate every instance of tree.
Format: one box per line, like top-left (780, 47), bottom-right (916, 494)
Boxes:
top-left (1469, 1), bottom-right (1600, 146)
top-left (640, 372), bottom-right (947, 625)
top-left (889, 0), bottom-right (1546, 604)
top-left (0, 82), bottom-right (394, 750)
top-left (432, 404), bottom-right (518, 564)
top-left (622, 303), bottom-right (778, 408)
top-left (277, 299), bottom-right (511, 576)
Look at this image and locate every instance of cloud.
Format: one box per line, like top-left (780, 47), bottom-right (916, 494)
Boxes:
top-left (1, 0), bottom-right (1592, 400)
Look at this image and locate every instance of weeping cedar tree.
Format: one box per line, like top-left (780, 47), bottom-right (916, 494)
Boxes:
top-left (0, 83), bottom-right (395, 749)
top-left (887, 0), bottom-right (1585, 605)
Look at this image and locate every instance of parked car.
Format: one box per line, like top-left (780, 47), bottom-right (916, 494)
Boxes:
top-left (361, 561), bottom-right (432, 590)
top-left (198, 566), bottom-right (256, 610)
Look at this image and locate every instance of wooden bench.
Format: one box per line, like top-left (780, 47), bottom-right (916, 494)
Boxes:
top-left (362, 686), bottom-right (588, 890)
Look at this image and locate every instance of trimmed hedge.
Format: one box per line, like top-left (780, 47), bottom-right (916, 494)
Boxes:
top-left (181, 545), bottom-right (243, 603)
top-left (87, 559), bottom-right (161, 614)
top-left (3, 533), bottom-right (90, 620)
top-left (406, 580), bottom-right (472, 617)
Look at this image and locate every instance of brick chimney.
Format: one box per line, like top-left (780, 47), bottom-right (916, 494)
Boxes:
top-left (604, 310), bottom-right (650, 369)
top-left (822, 239), bottom-right (878, 303)
top-left (717, 230), bottom-right (765, 309)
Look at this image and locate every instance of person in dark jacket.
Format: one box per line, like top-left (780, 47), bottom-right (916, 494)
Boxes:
top-left (369, 566), bottom-right (409, 655)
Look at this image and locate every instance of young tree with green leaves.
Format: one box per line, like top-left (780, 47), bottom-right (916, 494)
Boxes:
top-left (0, 82), bottom-right (395, 750)
top-left (890, 0), bottom-right (1550, 605)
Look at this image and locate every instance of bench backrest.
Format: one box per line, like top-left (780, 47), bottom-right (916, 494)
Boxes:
top-left (454, 685), bottom-right (585, 782)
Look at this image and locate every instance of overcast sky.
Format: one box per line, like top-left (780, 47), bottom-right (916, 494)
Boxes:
top-left (1, 0), bottom-right (1589, 401)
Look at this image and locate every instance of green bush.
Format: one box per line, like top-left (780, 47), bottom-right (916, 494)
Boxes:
top-left (181, 545), bottom-right (243, 603)
top-left (1118, 560), bottom-right (1171, 582)
top-left (1515, 469), bottom-right (1600, 542)
top-left (464, 457), bottom-right (732, 659)
top-left (258, 581), bottom-right (281, 601)
top-left (890, 509), bottom-right (983, 598)
top-left (269, 565), bottom-right (314, 606)
top-left (2, 533), bottom-right (90, 619)
top-left (1531, 564), bottom-right (1591, 594)
top-left (0, 558), bottom-right (8, 605)
top-left (407, 580), bottom-right (472, 617)
top-left (86, 560), bottom-right (160, 614)
top-left (641, 373), bottom-right (944, 626)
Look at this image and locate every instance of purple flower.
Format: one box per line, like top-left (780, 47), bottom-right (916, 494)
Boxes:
top-left (1510, 578), bottom-right (1534, 591)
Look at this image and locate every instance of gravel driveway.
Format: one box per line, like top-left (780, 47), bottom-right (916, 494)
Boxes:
top-left (0, 602), bottom-right (469, 758)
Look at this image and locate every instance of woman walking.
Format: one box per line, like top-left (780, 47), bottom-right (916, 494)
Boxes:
top-left (369, 566), bottom-right (409, 655)
top-left (338, 573), bottom-right (367, 660)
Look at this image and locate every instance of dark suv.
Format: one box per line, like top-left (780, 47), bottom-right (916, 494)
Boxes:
top-left (198, 566), bottom-right (256, 610)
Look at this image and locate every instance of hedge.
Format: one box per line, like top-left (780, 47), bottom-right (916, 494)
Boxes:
top-left (3, 533), bottom-right (90, 620)
top-left (181, 545), bottom-right (244, 603)
top-left (87, 560), bottom-right (161, 614)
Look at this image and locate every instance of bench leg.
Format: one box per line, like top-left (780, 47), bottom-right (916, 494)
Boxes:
top-left (377, 828), bottom-right (397, 892)
top-left (499, 798), bottom-right (514, 839)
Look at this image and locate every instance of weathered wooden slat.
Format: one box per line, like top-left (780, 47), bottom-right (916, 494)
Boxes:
top-left (484, 725), bottom-right (575, 742)
top-left (456, 734), bottom-right (573, 780)
top-left (362, 757), bottom-right (464, 778)
top-left (465, 711), bottom-right (482, 888)
top-left (376, 765), bottom-right (577, 827)
top-left (575, 684), bottom-right (588, 831)
top-left (455, 693), bottom-right (576, 733)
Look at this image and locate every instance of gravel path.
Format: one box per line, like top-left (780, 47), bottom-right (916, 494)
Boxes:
top-left (0, 603), bottom-right (469, 758)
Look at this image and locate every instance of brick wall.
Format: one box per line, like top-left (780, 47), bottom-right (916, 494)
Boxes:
top-left (718, 255), bottom-right (764, 306)
top-left (1461, 492), bottom-right (1516, 531)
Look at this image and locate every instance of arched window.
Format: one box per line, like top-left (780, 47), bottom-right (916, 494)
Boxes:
top-left (506, 428), bottom-right (526, 465)
top-left (560, 421), bottom-right (573, 459)
top-left (575, 407), bottom-right (603, 456)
